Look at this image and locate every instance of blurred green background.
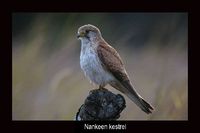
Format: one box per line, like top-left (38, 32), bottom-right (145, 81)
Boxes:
top-left (12, 13), bottom-right (188, 120)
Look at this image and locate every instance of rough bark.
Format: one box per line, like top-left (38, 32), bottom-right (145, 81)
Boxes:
top-left (76, 88), bottom-right (126, 120)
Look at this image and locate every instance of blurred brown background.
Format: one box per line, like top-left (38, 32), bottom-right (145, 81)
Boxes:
top-left (12, 13), bottom-right (188, 120)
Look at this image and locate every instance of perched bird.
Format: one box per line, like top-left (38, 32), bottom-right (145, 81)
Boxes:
top-left (77, 24), bottom-right (154, 114)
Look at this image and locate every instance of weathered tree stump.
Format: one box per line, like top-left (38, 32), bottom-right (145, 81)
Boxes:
top-left (76, 88), bottom-right (126, 120)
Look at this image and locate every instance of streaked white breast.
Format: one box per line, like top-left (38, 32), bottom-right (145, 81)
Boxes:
top-left (80, 39), bottom-right (114, 86)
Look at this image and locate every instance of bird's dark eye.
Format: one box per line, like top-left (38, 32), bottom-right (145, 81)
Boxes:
top-left (85, 30), bottom-right (89, 33)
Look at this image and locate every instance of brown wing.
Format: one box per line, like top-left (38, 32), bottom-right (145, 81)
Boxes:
top-left (97, 42), bottom-right (154, 114)
top-left (97, 42), bottom-right (129, 82)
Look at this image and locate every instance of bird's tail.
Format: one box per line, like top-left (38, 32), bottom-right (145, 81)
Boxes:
top-left (121, 81), bottom-right (154, 114)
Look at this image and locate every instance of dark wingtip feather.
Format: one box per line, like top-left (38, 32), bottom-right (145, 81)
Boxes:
top-left (140, 98), bottom-right (154, 114)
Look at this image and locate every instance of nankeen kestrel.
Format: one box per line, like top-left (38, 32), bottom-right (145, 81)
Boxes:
top-left (77, 24), bottom-right (154, 114)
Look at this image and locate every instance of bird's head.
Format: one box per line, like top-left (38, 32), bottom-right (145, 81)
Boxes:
top-left (77, 24), bottom-right (102, 41)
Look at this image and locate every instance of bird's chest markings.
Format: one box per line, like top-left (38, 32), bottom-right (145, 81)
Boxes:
top-left (81, 47), bottom-right (101, 76)
top-left (80, 44), bottom-right (113, 85)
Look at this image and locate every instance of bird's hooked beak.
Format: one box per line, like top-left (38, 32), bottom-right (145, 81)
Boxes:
top-left (77, 32), bottom-right (86, 38)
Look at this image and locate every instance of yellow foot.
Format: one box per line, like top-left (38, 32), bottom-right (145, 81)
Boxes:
top-left (98, 86), bottom-right (108, 91)
top-left (98, 86), bottom-right (103, 90)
